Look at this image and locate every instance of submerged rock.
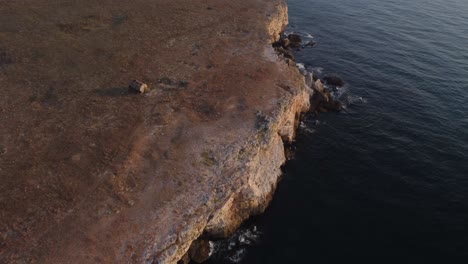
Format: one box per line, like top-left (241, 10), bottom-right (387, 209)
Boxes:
top-left (302, 40), bottom-right (316, 48)
top-left (323, 99), bottom-right (342, 111)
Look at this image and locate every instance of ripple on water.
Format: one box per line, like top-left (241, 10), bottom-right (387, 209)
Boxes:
top-left (237, 0), bottom-right (468, 262)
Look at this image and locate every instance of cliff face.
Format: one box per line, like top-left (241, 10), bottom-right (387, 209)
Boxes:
top-left (149, 3), bottom-right (312, 262)
top-left (268, 2), bottom-right (289, 42)
top-left (0, 0), bottom-right (310, 263)
top-left (155, 86), bottom-right (311, 264)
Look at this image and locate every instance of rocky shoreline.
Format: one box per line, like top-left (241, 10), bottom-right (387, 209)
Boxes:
top-left (274, 33), bottom-right (343, 114)
top-left (0, 0), bottom-right (340, 263)
top-left (171, 6), bottom-right (346, 264)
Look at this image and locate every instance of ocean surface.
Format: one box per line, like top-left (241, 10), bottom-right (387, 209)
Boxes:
top-left (209, 0), bottom-right (468, 262)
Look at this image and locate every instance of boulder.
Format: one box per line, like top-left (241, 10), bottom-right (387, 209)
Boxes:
top-left (314, 79), bottom-right (324, 93)
top-left (272, 37), bottom-right (291, 50)
top-left (189, 239), bottom-right (213, 263)
top-left (129, 79), bottom-right (149, 93)
top-left (287, 33), bottom-right (302, 49)
top-left (309, 90), bottom-right (327, 111)
top-left (281, 38), bottom-right (291, 49)
top-left (287, 33), bottom-right (302, 43)
top-left (309, 81), bottom-right (342, 112)
top-left (323, 74), bottom-right (344, 87)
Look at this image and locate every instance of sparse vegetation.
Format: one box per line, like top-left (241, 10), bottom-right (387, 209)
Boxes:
top-left (201, 150), bottom-right (218, 166)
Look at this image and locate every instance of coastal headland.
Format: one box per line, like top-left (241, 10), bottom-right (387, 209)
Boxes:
top-left (0, 0), bottom-right (317, 263)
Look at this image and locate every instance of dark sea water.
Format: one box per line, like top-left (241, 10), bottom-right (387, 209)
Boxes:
top-left (209, 0), bottom-right (468, 262)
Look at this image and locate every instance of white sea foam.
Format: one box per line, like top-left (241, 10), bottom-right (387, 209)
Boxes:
top-left (331, 86), bottom-right (347, 100)
top-left (347, 95), bottom-right (367, 104)
top-left (305, 33), bottom-right (314, 39)
top-left (310, 67), bottom-right (324, 75)
top-left (303, 127), bottom-right (316, 134)
top-left (296, 63), bottom-right (307, 75)
top-left (228, 248), bottom-right (247, 263)
top-left (284, 30), bottom-right (314, 41)
top-left (209, 225), bottom-right (262, 263)
top-left (208, 241), bottom-right (215, 257)
top-left (296, 62), bottom-right (305, 71)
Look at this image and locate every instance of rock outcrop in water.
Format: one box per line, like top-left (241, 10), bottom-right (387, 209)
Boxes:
top-left (308, 78), bottom-right (343, 112)
top-left (0, 0), bottom-right (317, 263)
top-left (323, 74), bottom-right (345, 87)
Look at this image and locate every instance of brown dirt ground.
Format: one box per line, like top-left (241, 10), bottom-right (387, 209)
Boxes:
top-left (0, 0), bottom-right (304, 263)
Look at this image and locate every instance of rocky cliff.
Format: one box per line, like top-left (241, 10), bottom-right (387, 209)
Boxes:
top-left (0, 0), bottom-right (311, 263)
top-left (152, 2), bottom-right (312, 262)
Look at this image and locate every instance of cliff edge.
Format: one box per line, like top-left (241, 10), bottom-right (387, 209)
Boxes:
top-left (0, 0), bottom-right (310, 263)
